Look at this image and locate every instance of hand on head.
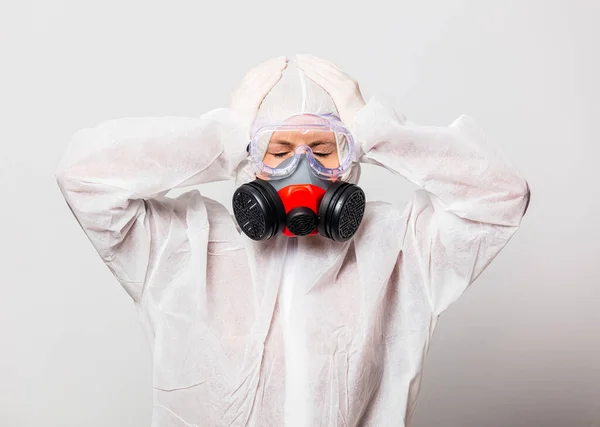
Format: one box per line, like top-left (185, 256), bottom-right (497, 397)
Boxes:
top-left (229, 56), bottom-right (289, 135)
top-left (229, 55), bottom-right (366, 135)
top-left (296, 54), bottom-right (366, 128)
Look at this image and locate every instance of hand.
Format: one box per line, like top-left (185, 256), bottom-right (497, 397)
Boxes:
top-left (297, 54), bottom-right (366, 127)
top-left (230, 56), bottom-right (288, 135)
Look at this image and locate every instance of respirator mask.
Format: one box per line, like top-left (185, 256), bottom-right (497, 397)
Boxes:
top-left (232, 114), bottom-right (365, 242)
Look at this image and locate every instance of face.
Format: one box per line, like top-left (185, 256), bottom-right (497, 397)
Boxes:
top-left (262, 130), bottom-right (340, 169)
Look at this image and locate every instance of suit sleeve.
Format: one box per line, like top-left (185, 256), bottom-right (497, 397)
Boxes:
top-left (352, 98), bottom-right (530, 315)
top-left (55, 108), bottom-right (248, 301)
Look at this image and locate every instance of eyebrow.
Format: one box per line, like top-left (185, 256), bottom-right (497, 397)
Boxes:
top-left (269, 140), bottom-right (294, 147)
top-left (269, 140), bottom-right (335, 148)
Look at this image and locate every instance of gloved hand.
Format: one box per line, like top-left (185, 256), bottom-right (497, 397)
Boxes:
top-left (230, 56), bottom-right (288, 136)
top-left (297, 54), bottom-right (366, 128)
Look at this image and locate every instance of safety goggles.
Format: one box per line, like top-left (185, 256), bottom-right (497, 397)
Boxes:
top-left (248, 114), bottom-right (355, 180)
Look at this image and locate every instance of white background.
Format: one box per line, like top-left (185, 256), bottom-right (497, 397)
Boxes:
top-left (1, 1), bottom-right (599, 426)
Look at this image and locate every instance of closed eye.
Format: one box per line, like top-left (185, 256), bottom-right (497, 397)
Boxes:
top-left (270, 151), bottom-right (292, 158)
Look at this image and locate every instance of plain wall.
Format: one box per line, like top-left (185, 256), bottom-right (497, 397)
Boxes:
top-left (1, 0), bottom-right (599, 426)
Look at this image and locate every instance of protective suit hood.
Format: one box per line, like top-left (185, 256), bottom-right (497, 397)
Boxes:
top-left (234, 61), bottom-right (361, 188)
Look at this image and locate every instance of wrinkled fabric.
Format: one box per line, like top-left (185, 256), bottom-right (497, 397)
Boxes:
top-left (253, 61), bottom-right (339, 130)
top-left (56, 72), bottom-right (529, 426)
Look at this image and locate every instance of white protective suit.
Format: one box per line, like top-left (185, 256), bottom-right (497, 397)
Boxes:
top-left (55, 56), bottom-right (530, 427)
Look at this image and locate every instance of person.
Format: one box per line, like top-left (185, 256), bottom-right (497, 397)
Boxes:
top-left (55, 55), bottom-right (530, 427)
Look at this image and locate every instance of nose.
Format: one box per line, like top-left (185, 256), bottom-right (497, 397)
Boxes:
top-left (294, 145), bottom-right (311, 155)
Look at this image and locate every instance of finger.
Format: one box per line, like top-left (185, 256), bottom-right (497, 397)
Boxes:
top-left (301, 63), bottom-right (349, 88)
top-left (232, 61), bottom-right (286, 116)
top-left (299, 66), bottom-right (337, 96)
top-left (297, 54), bottom-right (345, 75)
top-left (240, 56), bottom-right (287, 85)
top-left (256, 67), bottom-right (285, 94)
top-left (248, 64), bottom-right (287, 107)
top-left (297, 59), bottom-right (353, 93)
top-left (299, 62), bottom-right (351, 96)
top-left (252, 59), bottom-right (288, 90)
top-left (250, 56), bottom-right (288, 77)
top-left (244, 56), bottom-right (288, 87)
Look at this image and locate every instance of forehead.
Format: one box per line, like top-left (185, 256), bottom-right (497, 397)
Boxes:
top-left (269, 114), bottom-right (336, 144)
top-left (269, 129), bottom-right (336, 144)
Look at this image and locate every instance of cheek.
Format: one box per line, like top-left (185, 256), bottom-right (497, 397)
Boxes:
top-left (320, 152), bottom-right (341, 168)
top-left (263, 153), bottom-right (293, 168)
top-left (263, 155), bottom-right (279, 168)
